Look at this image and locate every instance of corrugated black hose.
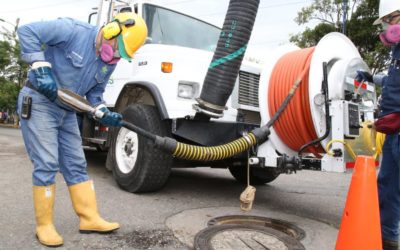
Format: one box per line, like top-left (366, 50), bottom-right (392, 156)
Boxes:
top-left (196, 0), bottom-right (260, 115)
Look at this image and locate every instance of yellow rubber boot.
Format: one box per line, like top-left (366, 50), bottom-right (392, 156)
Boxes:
top-left (68, 180), bottom-right (120, 233)
top-left (33, 185), bottom-right (63, 247)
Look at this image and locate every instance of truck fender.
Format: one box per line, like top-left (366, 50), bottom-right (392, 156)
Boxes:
top-left (114, 81), bottom-right (169, 120)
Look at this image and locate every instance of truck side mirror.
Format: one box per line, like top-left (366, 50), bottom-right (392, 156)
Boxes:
top-left (88, 12), bottom-right (98, 25)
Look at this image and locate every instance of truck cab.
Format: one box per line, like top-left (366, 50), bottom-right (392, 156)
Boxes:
top-left (82, 0), bottom-right (265, 193)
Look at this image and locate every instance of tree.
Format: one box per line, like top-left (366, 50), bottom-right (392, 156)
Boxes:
top-left (0, 77), bottom-right (19, 111)
top-left (290, 23), bottom-right (337, 48)
top-left (0, 18), bottom-right (28, 124)
top-left (0, 20), bottom-right (28, 87)
top-left (0, 40), bottom-right (12, 71)
top-left (290, 0), bottom-right (389, 73)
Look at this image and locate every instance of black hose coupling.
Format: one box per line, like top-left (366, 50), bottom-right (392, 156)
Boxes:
top-left (154, 136), bottom-right (177, 154)
top-left (251, 126), bottom-right (270, 144)
top-left (277, 154), bottom-right (302, 174)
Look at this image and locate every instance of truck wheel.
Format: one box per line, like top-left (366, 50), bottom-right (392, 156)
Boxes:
top-left (111, 104), bottom-right (172, 193)
top-left (228, 166), bottom-right (280, 185)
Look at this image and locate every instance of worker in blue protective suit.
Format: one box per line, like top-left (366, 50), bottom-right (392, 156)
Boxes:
top-left (16, 12), bottom-right (148, 247)
top-left (356, 1), bottom-right (400, 249)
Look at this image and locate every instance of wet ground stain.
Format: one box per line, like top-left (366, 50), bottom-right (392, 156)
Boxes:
top-left (105, 229), bottom-right (187, 249)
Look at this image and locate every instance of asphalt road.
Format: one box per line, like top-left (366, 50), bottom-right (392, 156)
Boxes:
top-left (0, 126), bottom-right (353, 250)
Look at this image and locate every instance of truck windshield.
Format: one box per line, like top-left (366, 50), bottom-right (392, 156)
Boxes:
top-left (142, 4), bottom-right (220, 52)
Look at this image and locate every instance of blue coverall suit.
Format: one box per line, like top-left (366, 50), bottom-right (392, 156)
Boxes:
top-left (17, 18), bottom-right (116, 186)
top-left (378, 42), bottom-right (400, 242)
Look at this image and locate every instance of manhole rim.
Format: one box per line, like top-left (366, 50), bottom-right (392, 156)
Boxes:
top-left (194, 224), bottom-right (306, 250)
top-left (207, 215), bottom-right (306, 240)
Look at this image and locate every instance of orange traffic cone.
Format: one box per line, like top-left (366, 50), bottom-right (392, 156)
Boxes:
top-left (335, 155), bottom-right (382, 250)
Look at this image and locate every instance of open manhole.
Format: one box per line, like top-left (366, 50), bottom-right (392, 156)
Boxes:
top-left (194, 224), bottom-right (305, 250)
top-left (207, 215), bottom-right (305, 240)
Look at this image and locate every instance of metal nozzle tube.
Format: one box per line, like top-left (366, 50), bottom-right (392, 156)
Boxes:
top-left (57, 89), bottom-right (104, 118)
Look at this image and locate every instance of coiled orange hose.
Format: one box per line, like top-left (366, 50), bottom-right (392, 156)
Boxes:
top-left (268, 47), bottom-right (324, 156)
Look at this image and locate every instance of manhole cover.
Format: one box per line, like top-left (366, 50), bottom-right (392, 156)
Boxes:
top-left (207, 215), bottom-right (305, 240)
top-left (194, 224), bottom-right (305, 250)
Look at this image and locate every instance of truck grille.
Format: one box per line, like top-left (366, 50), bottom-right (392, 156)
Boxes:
top-left (238, 71), bottom-right (260, 108)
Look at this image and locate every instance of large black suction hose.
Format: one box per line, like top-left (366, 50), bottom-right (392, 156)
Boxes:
top-left (196, 0), bottom-right (260, 117)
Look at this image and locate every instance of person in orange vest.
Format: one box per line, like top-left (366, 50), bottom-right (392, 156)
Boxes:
top-left (357, 1), bottom-right (400, 249)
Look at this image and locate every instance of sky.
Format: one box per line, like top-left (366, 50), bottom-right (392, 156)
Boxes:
top-left (0, 0), bottom-right (314, 55)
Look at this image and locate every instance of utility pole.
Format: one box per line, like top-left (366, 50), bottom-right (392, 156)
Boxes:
top-left (342, 0), bottom-right (347, 35)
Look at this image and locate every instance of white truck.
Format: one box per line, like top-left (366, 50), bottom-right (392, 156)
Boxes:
top-left (82, 0), bottom-right (377, 193)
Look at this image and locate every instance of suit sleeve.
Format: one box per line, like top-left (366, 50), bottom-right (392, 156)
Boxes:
top-left (17, 18), bottom-right (74, 64)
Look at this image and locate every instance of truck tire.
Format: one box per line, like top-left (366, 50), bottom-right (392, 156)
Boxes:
top-left (228, 166), bottom-right (280, 185)
top-left (111, 104), bottom-right (172, 193)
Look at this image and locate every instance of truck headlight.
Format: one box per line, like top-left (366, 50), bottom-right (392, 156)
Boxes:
top-left (178, 81), bottom-right (199, 99)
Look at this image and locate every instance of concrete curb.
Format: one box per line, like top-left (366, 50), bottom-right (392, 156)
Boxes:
top-left (0, 123), bottom-right (19, 129)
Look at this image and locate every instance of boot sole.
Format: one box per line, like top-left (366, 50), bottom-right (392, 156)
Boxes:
top-left (36, 234), bottom-right (63, 248)
top-left (79, 227), bottom-right (119, 234)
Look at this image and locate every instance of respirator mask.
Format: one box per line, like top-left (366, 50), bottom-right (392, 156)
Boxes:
top-left (380, 24), bottom-right (400, 46)
top-left (99, 38), bottom-right (121, 65)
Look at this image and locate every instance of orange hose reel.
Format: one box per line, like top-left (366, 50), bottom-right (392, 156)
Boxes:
top-left (268, 47), bottom-right (324, 156)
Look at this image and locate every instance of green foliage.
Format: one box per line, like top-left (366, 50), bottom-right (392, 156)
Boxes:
top-left (0, 77), bottom-right (20, 110)
top-left (290, 23), bottom-right (337, 48)
top-left (295, 0), bottom-right (346, 25)
top-left (0, 21), bottom-right (28, 113)
top-left (0, 41), bottom-right (12, 71)
top-left (290, 0), bottom-right (390, 73)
